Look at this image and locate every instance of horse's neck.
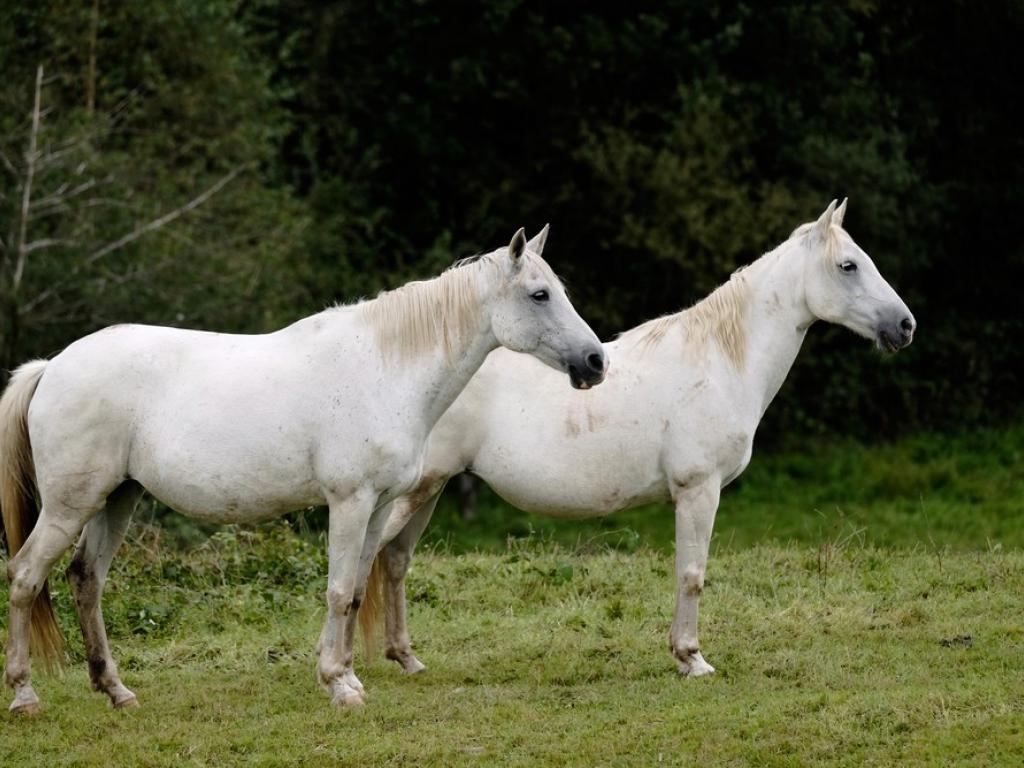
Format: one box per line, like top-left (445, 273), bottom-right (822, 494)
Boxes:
top-left (414, 322), bottom-right (498, 428)
top-left (401, 271), bottom-right (499, 430)
top-left (733, 247), bottom-right (815, 419)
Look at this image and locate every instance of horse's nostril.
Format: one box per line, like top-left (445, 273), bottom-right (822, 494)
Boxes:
top-left (900, 317), bottom-right (915, 333)
top-left (585, 352), bottom-right (604, 373)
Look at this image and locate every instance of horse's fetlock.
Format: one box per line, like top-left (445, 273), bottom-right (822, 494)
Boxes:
top-left (5, 664), bottom-right (27, 689)
top-left (318, 665), bottom-right (341, 687)
top-left (87, 655), bottom-right (108, 686)
top-left (318, 655), bottom-right (353, 687)
top-left (670, 637), bottom-right (700, 660)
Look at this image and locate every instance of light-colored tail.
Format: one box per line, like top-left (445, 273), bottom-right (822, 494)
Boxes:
top-left (0, 359), bottom-right (66, 670)
top-left (358, 553), bottom-right (386, 659)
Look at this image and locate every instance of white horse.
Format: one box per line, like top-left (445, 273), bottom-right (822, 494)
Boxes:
top-left (363, 200), bottom-right (916, 678)
top-left (0, 227), bottom-right (608, 714)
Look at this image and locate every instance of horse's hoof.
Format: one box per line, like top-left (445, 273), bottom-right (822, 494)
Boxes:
top-left (331, 690), bottom-right (365, 708)
top-left (687, 661), bottom-right (716, 678)
top-left (9, 700), bottom-right (41, 716)
top-left (343, 671), bottom-right (365, 695)
top-left (677, 651), bottom-right (716, 678)
top-left (389, 650), bottom-right (427, 674)
top-left (113, 694), bottom-right (139, 709)
top-left (401, 657), bottom-right (427, 675)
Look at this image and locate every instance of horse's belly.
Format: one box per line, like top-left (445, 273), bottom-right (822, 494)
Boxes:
top-left (474, 439), bottom-right (667, 519)
top-left (129, 430), bottom-right (324, 523)
top-left (138, 469), bottom-right (323, 523)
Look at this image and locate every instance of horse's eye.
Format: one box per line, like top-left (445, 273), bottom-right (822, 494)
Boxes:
top-left (531, 290), bottom-right (549, 302)
top-left (840, 261), bottom-right (858, 273)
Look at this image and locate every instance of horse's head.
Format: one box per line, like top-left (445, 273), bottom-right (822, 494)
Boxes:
top-left (799, 199), bottom-right (916, 353)
top-left (490, 226), bottom-right (607, 389)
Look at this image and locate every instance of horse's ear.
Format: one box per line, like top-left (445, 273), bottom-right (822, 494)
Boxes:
top-left (832, 198), bottom-right (848, 228)
top-left (507, 227), bottom-right (527, 271)
top-left (814, 200), bottom-right (838, 240)
top-left (527, 223), bottom-right (550, 256)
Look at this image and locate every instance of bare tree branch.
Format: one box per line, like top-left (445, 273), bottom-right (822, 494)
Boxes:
top-left (37, 141), bottom-right (100, 170)
top-left (32, 176), bottom-right (106, 212)
top-left (30, 196), bottom-right (130, 221)
top-left (21, 238), bottom-right (75, 255)
top-left (13, 65), bottom-right (44, 291)
top-left (83, 163), bottom-right (252, 267)
top-left (20, 162), bottom-right (254, 315)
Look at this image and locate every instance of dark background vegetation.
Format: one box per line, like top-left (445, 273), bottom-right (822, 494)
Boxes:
top-left (1, 1), bottom-right (1021, 443)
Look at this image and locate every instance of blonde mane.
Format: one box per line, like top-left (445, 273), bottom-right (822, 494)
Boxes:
top-left (621, 220), bottom-right (844, 369)
top-left (623, 275), bottom-right (752, 368)
top-left (355, 250), bottom-right (503, 361)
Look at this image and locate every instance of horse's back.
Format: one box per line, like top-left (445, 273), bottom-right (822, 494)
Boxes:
top-left (29, 324), bottom-right (198, 441)
top-left (27, 322), bottom-right (346, 518)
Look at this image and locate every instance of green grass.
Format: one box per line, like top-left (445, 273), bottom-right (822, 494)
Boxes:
top-left (1, 524), bottom-right (1022, 766)
top-left (2, 426), bottom-right (1023, 765)
top-left (423, 422), bottom-right (1024, 552)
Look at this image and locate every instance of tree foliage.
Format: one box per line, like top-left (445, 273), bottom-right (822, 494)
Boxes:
top-left (0, 0), bottom-right (1020, 439)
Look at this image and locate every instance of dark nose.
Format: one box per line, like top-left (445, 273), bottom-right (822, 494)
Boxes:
top-left (585, 350), bottom-right (605, 375)
top-left (900, 316), bottom-right (916, 344)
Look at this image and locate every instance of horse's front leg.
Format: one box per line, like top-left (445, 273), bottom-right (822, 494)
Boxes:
top-left (336, 497), bottom-right (395, 691)
top-left (317, 486), bottom-right (378, 707)
top-left (668, 477), bottom-right (721, 677)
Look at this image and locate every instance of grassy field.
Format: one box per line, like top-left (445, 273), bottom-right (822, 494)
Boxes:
top-left (1, 427), bottom-right (1022, 766)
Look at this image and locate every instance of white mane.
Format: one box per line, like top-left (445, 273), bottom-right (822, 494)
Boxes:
top-left (621, 220), bottom-right (845, 369)
top-left (355, 251), bottom-right (503, 361)
top-left (621, 271), bottom-right (753, 369)
top-left (355, 246), bottom-right (561, 362)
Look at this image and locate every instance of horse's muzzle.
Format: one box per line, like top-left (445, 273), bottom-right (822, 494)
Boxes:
top-left (568, 348), bottom-right (608, 390)
top-left (876, 315), bottom-right (916, 353)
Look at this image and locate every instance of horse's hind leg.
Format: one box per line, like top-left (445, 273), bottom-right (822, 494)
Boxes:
top-left (66, 481), bottom-right (143, 708)
top-left (380, 486), bottom-right (444, 673)
top-left (6, 505), bottom-right (97, 714)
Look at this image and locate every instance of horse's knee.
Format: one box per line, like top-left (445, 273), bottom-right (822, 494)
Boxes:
top-left (66, 555), bottom-right (92, 590)
top-left (66, 556), bottom-right (101, 608)
top-left (383, 547), bottom-right (411, 581)
top-left (681, 565), bottom-right (704, 597)
top-left (326, 585), bottom-right (355, 616)
top-left (7, 567), bottom-right (40, 608)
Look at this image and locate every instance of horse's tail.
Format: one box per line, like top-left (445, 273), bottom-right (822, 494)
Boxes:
top-left (0, 359), bottom-right (66, 670)
top-left (358, 552), bottom-right (386, 659)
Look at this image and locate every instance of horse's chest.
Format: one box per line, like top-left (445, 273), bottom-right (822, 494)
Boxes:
top-left (721, 440), bottom-right (754, 487)
top-left (317, 426), bottom-right (426, 497)
top-left (665, 420), bottom-right (754, 490)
